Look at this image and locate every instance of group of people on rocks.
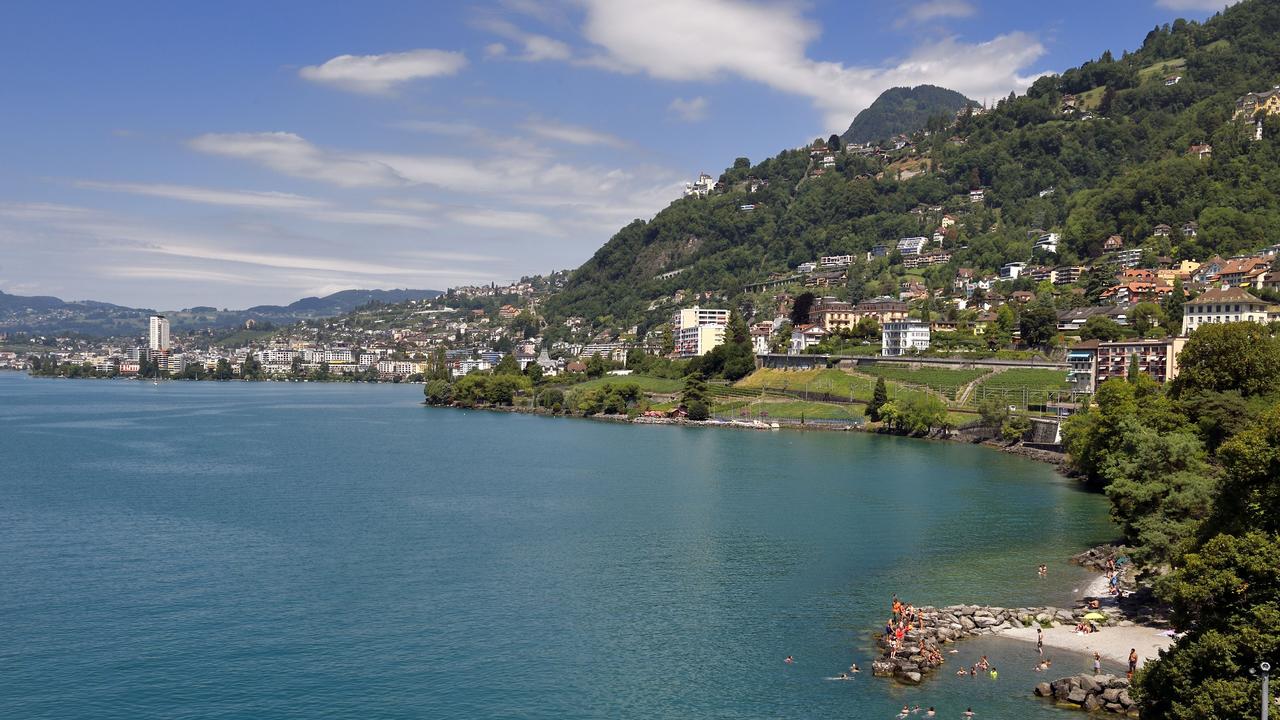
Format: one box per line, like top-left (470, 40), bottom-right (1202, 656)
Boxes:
top-left (886, 596), bottom-right (931, 660)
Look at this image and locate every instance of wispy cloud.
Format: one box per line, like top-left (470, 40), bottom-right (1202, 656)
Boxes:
top-left (1154, 0), bottom-right (1238, 9)
top-left (73, 181), bottom-right (328, 210)
top-left (523, 119), bottom-right (627, 147)
top-left (190, 132), bottom-right (406, 187)
top-left (299, 49), bottom-right (467, 94)
top-left (907, 0), bottom-right (976, 22)
top-left (476, 17), bottom-right (572, 62)
top-left (668, 96), bottom-right (709, 122)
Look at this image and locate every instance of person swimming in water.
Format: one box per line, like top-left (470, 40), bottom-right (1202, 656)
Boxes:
top-left (784, 655), bottom-right (794, 664)
top-left (926, 708), bottom-right (936, 718)
top-left (963, 709), bottom-right (975, 718)
top-left (849, 662), bottom-right (861, 673)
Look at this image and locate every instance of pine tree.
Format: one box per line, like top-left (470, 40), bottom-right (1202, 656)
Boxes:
top-left (869, 377), bottom-right (888, 422)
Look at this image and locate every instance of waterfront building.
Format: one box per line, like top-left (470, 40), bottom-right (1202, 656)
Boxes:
top-left (1068, 337), bottom-right (1188, 393)
top-left (881, 320), bottom-right (931, 357)
top-left (671, 306), bottom-right (729, 358)
top-left (148, 315), bottom-right (170, 352)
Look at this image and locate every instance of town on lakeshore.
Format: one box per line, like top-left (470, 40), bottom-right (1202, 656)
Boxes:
top-left (6, 1), bottom-right (1280, 718)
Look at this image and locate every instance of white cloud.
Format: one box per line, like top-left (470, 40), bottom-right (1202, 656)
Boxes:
top-left (477, 18), bottom-right (573, 61)
top-left (574, 0), bottom-right (1046, 130)
top-left (73, 181), bottom-right (327, 210)
top-left (1154, 0), bottom-right (1238, 9)
top-left (299, 49), bottom-right (467, 94)
top-left (668, 96), bottom-right (709, 122)
top-left (523, 119), bottom-right (627, 147)
top-left (908, 0), bottom-right (976, 21)
top-left (447, 208), bottom-right (552, 232)
top-left (190, 132), bottom-right (405, 187)
top-left (484, 42), bottom-right (508, 57)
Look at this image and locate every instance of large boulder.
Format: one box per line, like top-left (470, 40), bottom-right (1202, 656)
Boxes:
top-left (1079, 675), bottom-right (1100, 694)
top-left (900, 671), bottom-right (922, 684)
top-left (1034, 682), bottom-right (1053, 697)
top-left (1101, 687), bottom-right (1122, 703)
top-left (1083, 693), bottom-right (1104, 712)
top-left (1066, 688), bottom-right (1088, 704)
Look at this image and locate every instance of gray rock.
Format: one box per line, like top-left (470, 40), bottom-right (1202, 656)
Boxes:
top-left (1101, 688), bottom-right (1122, 703)
top-left (1083, 693), bottom-right (1103, 712)
top-left (1079, 675), bottom-right (1100, 693)
top-left (1118, 690), bottom-right (1133, 707)
top-left (1066, 688), bottom-right (1088, 704)
top-left (959, 616), bottom-right (976, 630)
top-left (1106, 702), bottom-right (1125, 713)
top-left (901, 671), bottom-right (922, 684)
top-left (1034, 682), bottom-right (1052, 697)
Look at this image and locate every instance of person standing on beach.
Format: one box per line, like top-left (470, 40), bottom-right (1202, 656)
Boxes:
top-left (1093, 651), bottom-right (1101, 674)
top-left (1128, 648), bottom-right (1138, 678)
top-left (1036, 627), bottom-right (1043, 655)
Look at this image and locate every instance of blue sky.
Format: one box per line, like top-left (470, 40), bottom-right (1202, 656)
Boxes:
top-left (0, 0), bottom-right (1239, 308)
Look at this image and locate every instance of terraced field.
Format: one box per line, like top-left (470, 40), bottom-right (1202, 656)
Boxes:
top-left (969, 368), bottom-right (1073, 406)
top-left (853, 364), bottom-right (990, 399)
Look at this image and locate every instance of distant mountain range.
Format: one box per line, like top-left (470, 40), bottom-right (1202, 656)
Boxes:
top-left (0, 288), bottom-right (442, 337)
top-left (840, 85), bottom-right (977, 144)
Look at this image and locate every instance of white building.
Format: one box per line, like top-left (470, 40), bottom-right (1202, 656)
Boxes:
top-left (683, 172), bottom-right (716, 198)
top-left (671, 306), bottom-right (730, 358)
top-left (148, 315), bottom-right (170, 352)
top-left (1181, 286), bottom-right (1270, 335)
top-left (1033, 232), bottom-right (1060, 254)
top-left (897, 236), bottom-right (928, 256)
top-left (999, 262), bottom-right (1027, 280)
top-left (881, 321), bottom-right (931, 357)
top-left (789, 325), bottom-right (827, 354)
top-left (819, 255), bottom-right (854, 268)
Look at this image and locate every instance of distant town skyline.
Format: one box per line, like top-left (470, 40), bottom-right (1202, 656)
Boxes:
top-left (0, 0), bottom-right (1238, 308)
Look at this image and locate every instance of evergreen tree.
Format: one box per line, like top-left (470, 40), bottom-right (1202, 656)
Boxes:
top-left (868, 377), bottom-right (888, 422)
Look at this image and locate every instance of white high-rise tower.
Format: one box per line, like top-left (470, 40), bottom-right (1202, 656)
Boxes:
top-left (149, 314), bottom-right (170, 352)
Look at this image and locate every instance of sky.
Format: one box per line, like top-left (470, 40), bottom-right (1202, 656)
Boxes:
top-left (0, 0), bottom-right (1240, 309)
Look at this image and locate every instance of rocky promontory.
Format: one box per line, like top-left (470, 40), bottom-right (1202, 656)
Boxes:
top-left (870, 603), bottom-right (1103, 684)
top-left (1034, 674), bottom-right (1139, 716)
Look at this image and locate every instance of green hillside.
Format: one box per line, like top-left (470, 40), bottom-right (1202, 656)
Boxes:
top-left (543, 0), bottom-right (1280, 339)
top-left (841, 84), bottom-right (976, 144)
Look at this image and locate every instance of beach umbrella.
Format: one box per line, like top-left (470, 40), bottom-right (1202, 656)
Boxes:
top-left (1083, 612), bottom-right (1106, 621)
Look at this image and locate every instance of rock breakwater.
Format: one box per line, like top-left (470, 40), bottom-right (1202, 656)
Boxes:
top-left (1034, 674), bottom-right (1139, 716)
top-left (870, 603), bottom-right (1125, 684)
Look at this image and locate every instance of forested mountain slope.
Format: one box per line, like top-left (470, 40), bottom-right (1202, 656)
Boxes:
top-left (841, 84), bottom-right (975, 144)
top-left (545, 0), bottom-right (1280, 336)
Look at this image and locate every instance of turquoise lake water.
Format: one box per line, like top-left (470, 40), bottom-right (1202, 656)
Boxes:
top-left (0, 372), bottom-right (1120, 719)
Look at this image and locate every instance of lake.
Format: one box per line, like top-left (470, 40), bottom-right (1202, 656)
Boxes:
top-left (0, 373), bottom-right (1117, 718)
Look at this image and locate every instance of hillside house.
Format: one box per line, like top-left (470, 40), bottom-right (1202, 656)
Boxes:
top-left (1103, 235), bottom-right (1125, 251)
top-left (1152, 224), bottom-right (1172, 238)
top-left (969, 189), bottom-right (985, 204)
top-left (999, 262), bottom-right (1027, 279)
top-left (1165, 75), bottom-right (1182, 86)
top-left (1182, 286), bottom-right (1269, 335)
top-left (1182, 221), bottom-right (1199, 237)
top-left (1188, 144), bottom-right (1212, 160)
top-left (789, 324), bottom-right (827, 354)
top-left (897, 236), bottom-right (929, 256)
top-left (1235, 87), bottom-right (1280, 119)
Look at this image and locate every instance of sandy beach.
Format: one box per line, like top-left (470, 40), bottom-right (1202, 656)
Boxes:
top-left (998, 572), bottom-right (1174, 667)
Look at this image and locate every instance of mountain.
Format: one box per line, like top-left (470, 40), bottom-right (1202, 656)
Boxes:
top-left (0, 288), bottom-right (442, 337)
top-left (841, 85), bottom-right (977, 144)
top-left (543, 0), bottom-right (1280, 338)
top-left (245, 288), bottom-right (442, 315)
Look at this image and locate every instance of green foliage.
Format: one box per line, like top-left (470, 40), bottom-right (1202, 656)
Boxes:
top-left (868, 376), bottom-right (888, 421)
top-left (685, 399), bottom-right (710, 421)
top-left (424, 379), bottom-right (454, 405)
top-left (842, 85), bottom-right (976, 144)
top-left (1018, 293), bottom-right (1059, 349)
top-left (1080, 315), bottom-right (1125, 341)
top-left (1213, 404), bottom-right (1280, 536)
top-left (1137, 531), bottom-right (1280, 720)
top-left (1171, 322), bottom-right (1280, 399)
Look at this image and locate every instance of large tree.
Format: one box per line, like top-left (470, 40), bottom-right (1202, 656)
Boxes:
top-left (1171, 323), bottom-right (1280, 399)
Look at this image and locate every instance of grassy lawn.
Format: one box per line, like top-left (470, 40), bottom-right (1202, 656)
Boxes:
top-left (568, 375), bottom-right (683, 393)
top-left (717, 399), bottom-right (863, 421)
top-left (1139, 58), bottom-right (1186, 81)
top-left (736, 367), bottom-right (875, 401)
top-left (970, 368), bottom-right (1072, 407)
top-left (854, 364), bottom-right (991, 399)
top-left (1077, 86), bottom-right (1107, 111)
